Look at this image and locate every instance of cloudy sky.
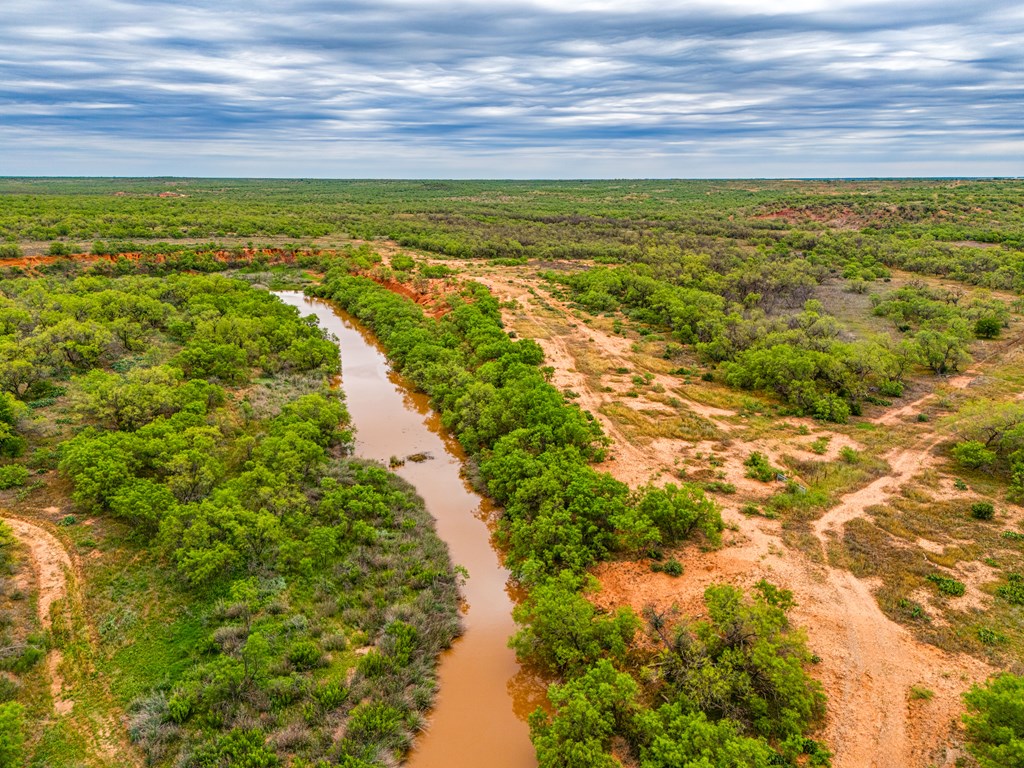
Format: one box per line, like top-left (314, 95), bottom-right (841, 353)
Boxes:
top-left (1, 0), bottom-right (1022, 178)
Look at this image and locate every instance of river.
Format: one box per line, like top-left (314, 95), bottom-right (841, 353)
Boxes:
top-left (274, 291), bottom-right (540, 768)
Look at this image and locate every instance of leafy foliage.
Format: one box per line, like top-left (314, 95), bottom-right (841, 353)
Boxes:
top-left (963, 674), bottom-right (1024, 768)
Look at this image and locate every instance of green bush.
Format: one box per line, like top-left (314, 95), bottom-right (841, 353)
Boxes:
top-left (0, 702), bottom-right (25, 768)
top-left (809, 437), bottom-right (830, 455)
top-left (963, 674), bottom-right (1024, 768)
top-left (650, 558), bottom-right (683, 577)
top-left (744, 452), bottom-right (778, 482)
top-left (977, 627), bottom-right (1007, 645)
top-left (287, 640), bottom-right (323, 671)
top-left (390, 254), bottom-right (415, 271)
top-left (510, 571), bottom-right (639, 676)
top-left (0, 466), bottom-right (28, 490)
top-left (995, 573), bottom-right (1024, 605)
top-left (344, 701), bottom-right (407, 750)
top-left (48, 242), bottom-right (75, 256)
top-left (838, 446), bottom-right (860, 464)
top-left (647, 582), bottom-right (826, 745)
top-left (926, 574), bottom-right (966, 597)
top-left (971, 501), bottom-right (996, 521)
top-left (878, 379), bottom-right (905, 397)
top-left (974, 316), bottom-right (1002, 339)
top-left (530, 660), bottom-right (638, 768)
top-left (0, 245), bottom-right (21, 259)
top-left (953, 441), bottom-right (998, 469)
top-left (187, 729), bottom-right (280, 768)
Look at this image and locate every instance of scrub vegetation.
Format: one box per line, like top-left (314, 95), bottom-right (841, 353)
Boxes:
top-left (2, 177), bottom-right (1024, 768)
top-left (0, 269), bottom-right (460, 767)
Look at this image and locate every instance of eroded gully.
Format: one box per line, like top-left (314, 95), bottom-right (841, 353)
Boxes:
top-left (275, 291), bottom-right (540, 768)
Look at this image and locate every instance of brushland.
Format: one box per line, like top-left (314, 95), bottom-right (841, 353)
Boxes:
top-left (2, 177), bottom-right (1024, 767)
top-left (0, 268), bottom-right (461, 767)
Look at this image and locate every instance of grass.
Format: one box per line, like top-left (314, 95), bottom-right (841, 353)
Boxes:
top-left (599, 401), bottom-right (720, 443)
top-left (908, 684), bottom-right (935, 701)
top-left (831, 478), bottom-right (1024, 660)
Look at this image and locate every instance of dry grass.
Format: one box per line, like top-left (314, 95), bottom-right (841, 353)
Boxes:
top-left (599, 402), bottom-right (720, 444)
top-left (830, 484), bottom-right (1024, 660)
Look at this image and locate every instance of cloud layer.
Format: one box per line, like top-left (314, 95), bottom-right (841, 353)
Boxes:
top-left (1, 0), bottom-right (1022, 176)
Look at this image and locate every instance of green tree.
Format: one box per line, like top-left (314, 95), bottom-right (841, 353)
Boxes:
top-left (651, 582), bottom-right (825, 743)
top-left (634, 703), bottom-right (777, 768)
top-left (510, 571), bottom-right (639, 676)
top-left (914, 323), bottom-right (971, 374)
top-left (530, 660), bottom-right (639, 768)
top-left (974, 315), bottom-right (1002, 339)
top-left (0, 702), bottom-right (25, 768)
top-left (963, 674), bottom-right (1024, 768)
top-left (187, 728), bottom-right (280, 768)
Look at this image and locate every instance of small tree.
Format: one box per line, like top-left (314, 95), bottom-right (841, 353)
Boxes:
top-left (963, 673), bottom-right (1024, 768)
top-left (974, 316), bottom-right (1002, 339)
top-left (0, 702), bottom-right (25, 768)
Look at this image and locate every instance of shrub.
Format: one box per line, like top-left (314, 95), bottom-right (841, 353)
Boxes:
top-left (963, 674), bottom-right (1024, 768)
top-left (633, 483), bottom-right (723, 545)
top-left (974, 316), bottom-right (1002, 339)
top-left (809, 437), bottom-right (830, 455)
top-left (878, 379), bottom-right (904, 397)
top-left (0, 702), bottom-right (25, 768)
top-left (995, 573), bottom-right (1024, 605)
top-left (744, 452), bottom-right (778, 482)
top-left (287, 640), bottom-right (323, 670)
top-left (345, 701), bottom-right (407, 750)
top-left (510, 571), bottom-right (639, 676)
top-left (926, 574), bottom-right (966, 597)
top-left (953, 441), bottom-right (998, 469)
top-left (187, 729), bottom-right (279, 768)
top-left (47, 242), bottom-right (75, 256)
top-left (0, 245), bottom-right (21, 260)
top-left (0, 466), bottom-right (28, 490)
top-left (838, 446), bottom-right (860, 464)
top-left (390, 254), bottom-right (415, 271)
top-left (977, 627), bottom-right (1007, 645)
top-left (909, 685), bottom-right (934, 701)
top-left (971, 502), bottom-right (995, 521)
top-left (650, 558), bottom-right (683, 577)
top-left (814, 394), bottom-right (851, 424)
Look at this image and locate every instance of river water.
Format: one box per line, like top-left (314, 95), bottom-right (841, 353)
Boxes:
top-left (274, 291), bottom-right (540, 768)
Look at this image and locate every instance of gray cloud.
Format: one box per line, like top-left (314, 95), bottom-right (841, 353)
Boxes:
top-left (0, 0), bottom-right (1021, 176)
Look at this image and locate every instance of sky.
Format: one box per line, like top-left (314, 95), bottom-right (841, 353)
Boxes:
top-left (1, 0), bottom-right (1022, 178)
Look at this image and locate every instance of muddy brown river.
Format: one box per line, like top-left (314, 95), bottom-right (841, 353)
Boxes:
top-left (275, 291), bottom-right (540, 768)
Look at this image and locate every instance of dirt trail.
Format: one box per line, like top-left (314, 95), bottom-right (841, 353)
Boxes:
top-left (2, 515), bottom-right (74, 713)
top-left (2, 513), bottom-right (140, 766)
top-left (597, 504), bottom-right (989, 768)
top-left (813, 444), bottom-right (936, 542)
top-left (791, 565), bottom-right (988, 768)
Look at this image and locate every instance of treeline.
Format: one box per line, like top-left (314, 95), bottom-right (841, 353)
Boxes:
top-left (0, 271), bottom-right (461, 767)
top-left (4, 179), bottom-right (1024, 295)
top-left (314, 268), bottom-right (828, 766)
